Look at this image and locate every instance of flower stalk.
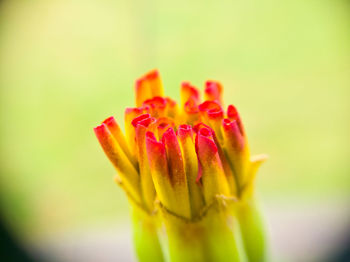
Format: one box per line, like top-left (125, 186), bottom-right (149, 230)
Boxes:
top-left (131, 204), bottom-right (164, 262)
top-left (94, 70), bottom-right (267, 262)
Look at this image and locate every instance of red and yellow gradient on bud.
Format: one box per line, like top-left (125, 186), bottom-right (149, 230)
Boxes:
top-left (94, 70), bottom-right (267, 262)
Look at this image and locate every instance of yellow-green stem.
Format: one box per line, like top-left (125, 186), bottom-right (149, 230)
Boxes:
top-left (131, 205), bottom-right (164, 262)
top-left (158, 201), bottom-right (243, 262)
top-left (236, 197), bottom-right (267, 262)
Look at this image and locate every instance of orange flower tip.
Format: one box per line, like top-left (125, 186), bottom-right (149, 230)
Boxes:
top-left (144, 69), bottom-right (159, 80)
top-left (135, 69), bottom-right (159, 86)
top-left (162, 127), bottom-right (181, 149)
top-left (181, 81), bottom-right (200, 101)
top-left (94, 123), bottom-right (109, 139)
top-left (94, 124), bottom-right (115, 151)
top-left (102, 116), bottom-right (115, 125)
top-left (198, 100), bottom-right (223, 120)
top-left (205, 80), bottom-right (222, 91)
top-left (145, 131), bottom-right (166, 156)
top-left (181, 81), bottom-right (192, 88)
top-left (162, 128), bottom-right (186, 184)
top-left (157, 122), bottom-right (171, 139)
top-left (135, 70), bottom-right (163, 107)
top-left (131, 113), bottom-right (154, 128)
top-left (143, 96), bottom-right (167, 110)
top-left (198, 100), bottom-right (222, 113)
top-left (177, 124), bottom-right (193, 138)
top-left (205, 80), bottom-right (222, 101)
top-left (222, 118), bottom-right (242, 137)
top-left (226, 105), bottom-right (245, 135)
top-left (198, 127), bottom-right (213, 138)
top-left (125, 107), bottom-right (144, 116)
top-left (165, 97), bottom-right (177, 107)
top-left (222, 118), bottom-right (235, 130)
top-left (208, 109), bottom-right (223, 120)
top-left (227, 104), bottom-right (239, 120)
top-left (146, 131), bottom-right (157, 142)
top-left (193, 122), bottom-right (212, 134)
top-left (155, 117), bottom-right (175, 137)
top-left (155, 117), bottom-right (175, 127)
top-left (102, 117), bottom-right (122, 132)
top-left (222, 118), bottom-right (244, 150)
top-left (184, 98), bottom-right (199, 114)
top-left (196, 127), bottom-right (218, 155)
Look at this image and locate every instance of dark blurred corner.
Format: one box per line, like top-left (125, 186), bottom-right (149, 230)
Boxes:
top-left (0, 213), bottom-right (35, 262)
top-left (0, 0), bottom-right (31, 260)
top-left (0, 0), bottom-right (30, 260)
top-left (323, 231), bottom-right (350, 262)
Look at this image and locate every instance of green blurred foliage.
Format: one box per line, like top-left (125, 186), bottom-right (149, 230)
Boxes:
top-left (0, 0), bottom-right (349, 240)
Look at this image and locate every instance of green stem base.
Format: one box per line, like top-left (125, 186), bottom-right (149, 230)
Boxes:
top-left (131, 205), bottom-right (164, 262)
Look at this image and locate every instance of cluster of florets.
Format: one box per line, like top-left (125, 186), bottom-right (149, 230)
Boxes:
top-left (94, 70), bottom-right (262, 220)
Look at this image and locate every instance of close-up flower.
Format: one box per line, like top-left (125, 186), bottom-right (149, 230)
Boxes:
top-left (94, 70), bottom-right (268, 262)
top-left (0, 1), bottom-right (349, 262)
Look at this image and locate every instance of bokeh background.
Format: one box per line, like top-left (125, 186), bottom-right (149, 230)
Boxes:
top-left (0, 0), bottom-right (349, 261)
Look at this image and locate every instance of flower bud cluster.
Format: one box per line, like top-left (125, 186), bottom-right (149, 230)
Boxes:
top-left (94, 70), bottom-right (266, 220)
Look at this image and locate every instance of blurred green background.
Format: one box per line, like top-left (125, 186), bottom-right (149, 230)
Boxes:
top-left (0, 0), bottom-right (349, 260)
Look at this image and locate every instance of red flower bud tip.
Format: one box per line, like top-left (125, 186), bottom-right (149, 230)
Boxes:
top-left (184, 98), bottom-right (199, 114)
top-left (181, 82), bottom-right (200, 107)
top-left (142, 96), bottom-right (167, 118)
top-left (198, 100), bottom-right (223, 120)
top-left (102, 116), bottom-right (136, 168)
top-left (146, 131), bottom-right (191, 218)
top-left (145, 131), bottom-right (165, 155)
top-left (124, 107), bottom-right (146, 157)
top-left (198, 100), bottom-right (221, 112)
top-left (177, 124), bottom-right (194, 140)
top-left (222, 118), bottom-right (244, 151)
top-left (198, 100), bottom-right (224, 139)
top-left (135, 69), bottom-right (164, 107)
top-left (192, 122), bottom-right (212, 134)
top-left (177, 124), bottom-right (204, 216)
top-left (125, 107), bottom-right (144, 117)
top-left (221, 118), bottom-right (250, 190)
top-left (162, 128), bottom-right (186, 184)
top-left (183, 98), bottom-right (201, 125)
top-left (194, 123), bottom-right (234, 195)
top-left (196, 127), bottom-right (218, 155)
top-left (125, 107), bottom-right (146, 128)
top-left (145, 131), bottom-right (169, 179)
top-left (143, 96), bottom-right (167, 109)
top-left (144, 69), bottom-right (159, 80)
top-left (157, 123), bottom-right (171, 139)
top-left (162, 128), bottom-right (191, 218)
top-left (227, 104), bottom-right (244, 136)
top-left (132, 113), bottom-right (154, 128)
top-left (156, 117), bottom-right (175, 140)
top-left (205, 80), bottom-right (223, 105)
top-left (94, 123), bottom-right (140, 202)
top-left (131, 114), bottom-right (157, 210)
top-left (195, 127), bottom-right (230, 203)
